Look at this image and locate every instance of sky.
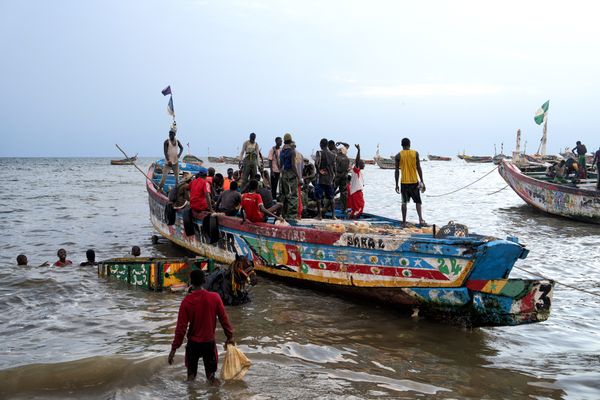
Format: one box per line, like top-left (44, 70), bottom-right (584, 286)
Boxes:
top-left (1, 0), bottom-right (600, 158)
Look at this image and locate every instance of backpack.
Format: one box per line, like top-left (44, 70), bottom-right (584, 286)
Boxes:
top-left (280, 147), bottom-right (294, 170)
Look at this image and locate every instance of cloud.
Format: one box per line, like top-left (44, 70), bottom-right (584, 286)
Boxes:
top-left (342, 83), bottom-right (507, 98)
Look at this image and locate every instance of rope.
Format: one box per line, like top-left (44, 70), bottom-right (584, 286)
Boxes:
top-left (486, 184), bottom-right (509, 195)
top-left (513, 265), bottom-right (600, 298)
top-left (427, 166), bottom-right (498, 198)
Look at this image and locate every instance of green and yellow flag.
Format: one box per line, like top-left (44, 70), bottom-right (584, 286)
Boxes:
top-left (534, 100), bottom-right (549, 125)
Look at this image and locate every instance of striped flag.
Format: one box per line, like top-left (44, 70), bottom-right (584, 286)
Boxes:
top-left (534, 100), bottom-right (549, 125)
top-left (167, 96), bottom-right (175, 116)
top-left (161, 86), bottom-right (172, 96)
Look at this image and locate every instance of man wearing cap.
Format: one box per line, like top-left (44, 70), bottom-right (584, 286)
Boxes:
top-left (279, 133), bottom-right (300, 219)
top-left (334, 142), bottom-right (350, 211)
top-left (239, 133), bottom-right (263, 190)
top-left (159, 128), bottom-right (184, 193)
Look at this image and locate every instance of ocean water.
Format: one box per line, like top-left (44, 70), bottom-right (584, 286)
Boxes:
top-left (0, 157), bottom-right (599, 399)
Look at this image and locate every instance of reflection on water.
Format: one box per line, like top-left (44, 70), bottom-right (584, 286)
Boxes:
top-left (0, 158), bottom-right (598, 399)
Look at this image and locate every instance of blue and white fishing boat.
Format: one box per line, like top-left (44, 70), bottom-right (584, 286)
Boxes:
top-left (147, 160), bottom-right (555, 327)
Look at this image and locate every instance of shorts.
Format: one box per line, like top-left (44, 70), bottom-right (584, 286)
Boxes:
top-left (401, 183), bottom-right (421, 204)
top-left (314, 184), bottom-right (334, 200)
top-left (185, 340), bottom-right (218, 379)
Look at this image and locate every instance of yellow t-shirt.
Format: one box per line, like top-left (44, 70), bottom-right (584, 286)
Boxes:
top-left (399, 149), bottom-right (418, 184)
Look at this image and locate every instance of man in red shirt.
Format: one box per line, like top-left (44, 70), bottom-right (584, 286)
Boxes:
top-left (241, 179), bottom-right (284, 223)
top-left (189, 171), bottom-right (213, 213)
top-left (168, 269), bottom-right (235, 383)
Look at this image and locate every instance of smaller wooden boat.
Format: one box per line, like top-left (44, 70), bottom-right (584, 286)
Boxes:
top-left (182, 154), bottom-right (204, 166)
top-left (110, 155), bottom-right (138, 165)
top-left (208, 156), bottom-right (224, 163)
top-left (428, 155), bottom-right (452, 161)
top-left (98, 257), bottom-right (213, 291)
top-left (222, 156), bottom-right (241, 164)
top-left (375, 156), bottom-right (396, 169)
top-left (499, 160), bottom-right (600, 224)
top-left (363, 159), bottom-right (375, 165)
top-left (462, 155), bottom-right (493, 163)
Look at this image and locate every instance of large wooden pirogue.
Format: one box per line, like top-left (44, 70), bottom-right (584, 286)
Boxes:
top-left (147, 160), bottom-right (555, 327)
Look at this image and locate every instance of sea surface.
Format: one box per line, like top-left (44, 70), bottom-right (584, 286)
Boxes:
top-left (0, 157), bottom-right (599, 400)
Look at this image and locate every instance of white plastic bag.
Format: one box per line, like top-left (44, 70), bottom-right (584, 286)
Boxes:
top-left (220, 345), bottom-right (251, 380)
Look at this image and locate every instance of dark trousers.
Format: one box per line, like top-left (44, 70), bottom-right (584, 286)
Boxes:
top-left (185, 340), bottom-right (218, 380)
top-left (271, 171), bottom-right (280, 199)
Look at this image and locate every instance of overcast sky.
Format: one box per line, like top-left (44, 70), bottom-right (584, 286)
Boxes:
top-left (1, 0), bottom-right (599, 158)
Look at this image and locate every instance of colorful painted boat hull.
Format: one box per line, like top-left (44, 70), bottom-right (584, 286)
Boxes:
top-left (499, 160), bottom-right (600, 224)
top-left (148, 163), bottom-right (554, 326)
top-left (97, 257), bottom-right (214, 291)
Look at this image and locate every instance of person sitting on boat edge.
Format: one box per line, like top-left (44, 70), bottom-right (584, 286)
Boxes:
top-left (158, 128), bottom-right (184, 193)
top-left (53, 248), bottom-right (73, 267)
top-left (241, 179), bottom-right (284, 223)
top-left (348, 144), bottom-right (365, 219)
top-left (223, 168), bottom-right (234, 191)
top-left (131, 246), bottom-right (141, 257)
top-left (572, 140), bottom-right (588, 179)
top-left (80, 249), bottom-right (98, 266)
top-left (216, 181), bottom-right (242, 216)
top-left (395, 137), bottom-right (426, 226)
top-left (190, 170), bottom-right (213, 213)
top-left (592, 146), bottom-right (600, 189)
top-left (168, 269), bottom-right (235, 384)
top-left (16, 254), bottom-right (49, 267)
top-left (258, 170), bottom-right (282, 212)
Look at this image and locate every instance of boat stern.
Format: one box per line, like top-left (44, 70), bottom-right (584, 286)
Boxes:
top-left (466, 278), bottom-right (555, 327)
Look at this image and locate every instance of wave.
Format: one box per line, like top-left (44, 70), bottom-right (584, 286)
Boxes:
top-left (0, 355), bottom-right (165, 399)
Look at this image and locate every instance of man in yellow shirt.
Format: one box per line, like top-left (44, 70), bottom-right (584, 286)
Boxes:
top-left (394, 138), bottom-right (426, 226)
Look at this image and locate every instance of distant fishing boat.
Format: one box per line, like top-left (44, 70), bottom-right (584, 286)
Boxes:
top-left (221, 156), bottom-right (240, 164)
top-left (498, 160), bottom-right (600, 224)
top-left (375, 157), bottom-right (396, 169)
top-left (147, 159), bottom-right (556, 327)
top-left (110, 154), bottom-right (138, 165)
top-left (182, 154), bottom-right (204, 166)
top-left (428, 155), bottom-right (452, 161)
top-left (462, 155), bottom-right (493, 163)
top-left (207, 156), bottom-right (224, 163)
top-left (182, 143), bottom-right (204, 166)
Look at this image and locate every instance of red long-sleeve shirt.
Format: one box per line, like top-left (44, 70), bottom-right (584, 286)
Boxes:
top-left (171, 289), bottom-right (234, 350)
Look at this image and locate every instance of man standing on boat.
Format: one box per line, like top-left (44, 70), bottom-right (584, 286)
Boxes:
top-left (239, 133), bottom-right (263, 191)
top-left (159, 128), bottom-right (184, 193)
top-left (395, 138), bottom-right (426, 226)
top-left (169, 269), bottom-right (235, 384)
top-left (572, 141), bottom-right (588, 179)
top-left (334, 142), bottom-right (350, 211)
top-left (592, 146), bottom-right (600, 189)
top-left (268, 136), bottom-right (282, 199)
top-left (315, 138), bottom-right (337, 219)
top-left (279, 133), bottom-right (300, 220)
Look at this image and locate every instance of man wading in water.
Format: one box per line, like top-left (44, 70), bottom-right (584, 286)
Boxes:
top-left (394, 137), bottom-right (426, 226)
top-left (169, 269), bottom-right (235, 384)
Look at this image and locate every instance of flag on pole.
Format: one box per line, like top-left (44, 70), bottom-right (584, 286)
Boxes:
top-left (534, 100), bottom-right (549, 125)
top-left (161, 86), bottom-right (172, 96)
top-left (167, 96), bottom-right (175, 116)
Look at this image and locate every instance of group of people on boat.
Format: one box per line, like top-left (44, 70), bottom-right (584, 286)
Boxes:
top-left (16, 246), bottom-right (141, 267)
top-left (159, 129), bottom-right (374, 222)
top-left (546, 140), bottom-right (600, 188)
